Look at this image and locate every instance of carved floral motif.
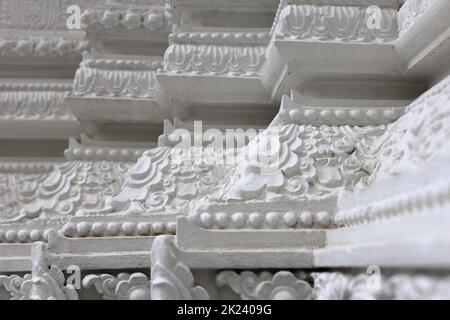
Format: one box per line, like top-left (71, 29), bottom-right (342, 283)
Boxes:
top-left (112, 147), bottom-right (230, 214)
top-left (109, 122), bottom-right (384, 216)
top-left (216, 271), bottom-right (313, 300)
top-left (0, 274), bottom-right (30, 300)
top-left (0, 161), bottom-right (131, 223)
top-left (83, 273), bottom-right (151, 300)
top-left (226, 124), bottom-right (384, 201)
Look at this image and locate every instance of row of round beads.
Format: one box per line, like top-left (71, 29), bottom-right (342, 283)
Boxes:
top-left (190, 211), bottom-right (333, 229)
top-left (0, 228), bottom-right (53, 243)
top-left (62, 221), bottom-right (176, 238)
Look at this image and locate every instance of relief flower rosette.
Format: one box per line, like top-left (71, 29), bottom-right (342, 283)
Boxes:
top-left (216, 271), bottom-right (312, 300)
top-left (115, 273), bottom-right (151, 300)
top-left (254, 272), bottom-right (313, 300)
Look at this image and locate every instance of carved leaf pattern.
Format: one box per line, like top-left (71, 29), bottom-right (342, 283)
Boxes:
top-left (73, 67), bottom-right (157, 98)
top-left (275, 4), bottom-right (397, 42)
top-left (151, 236), bottom-right (209, 300)
top-left (0, 91), bottom-right (74, 119)
top-left (0, 274), bottom-right (31, 300)
top-left (163, 44), bottom-right (266, 76)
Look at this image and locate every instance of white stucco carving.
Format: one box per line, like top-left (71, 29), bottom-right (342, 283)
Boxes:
top-left (83, 272), bottom-right (151, 300)
top-left (1, 0), bottom-right (450, 301)
top-left (273, 4), bottom-right (398, 42)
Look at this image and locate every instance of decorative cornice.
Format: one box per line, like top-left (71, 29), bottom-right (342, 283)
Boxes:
top-left (188, 206), bottom-right (333, 230)
top-left (63, 146), bottom-right (144, 162)
top-left (64, 138), bottom-right (146, 163)
top-left (160, 43), bottom-right (266, 77)
top-left (271, 95), bottom-right (406, 126)
top-left (62, 220), bottom-right (176, 238)
top-left (0, 84), bottom-right (75, 120)
top-left (0, 82), bottom-right (72, 91)
top-left (81, 5), bottom-right (171, 33)
top-left (273, 4), bottom-right (398, 42)
top-left (335, 180), bottom-right (450, 227)
top-left (270, 0), bottom-right (402, 36)
top-left (0, 162), bottom-right (55, 174)
top-left (0, 35), bottom-right (87, 58)
top-left (0, 0), bottom-right (104, 31)
top-left (0, 225), bottom-right (56, 243)
top-left (72, 53), bottom-right (160, 98)
top-left (83, 56), bottom-right (163, 71)
top-left (169, 30), bottom-right (271, 46)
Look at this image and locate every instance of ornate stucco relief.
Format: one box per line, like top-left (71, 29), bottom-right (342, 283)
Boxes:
top-left (0, 0), bottom-right (103, 31)
top-left (336, 74), bottom-right (450, 226)
top-left (273, 4), bottom-right (398, 42)
top-left (72, 53), bottom-right (162, 98)
top-left (0, 82), bottom-right (74, 120)
top-left (1, 0), bottom-right (450, 301)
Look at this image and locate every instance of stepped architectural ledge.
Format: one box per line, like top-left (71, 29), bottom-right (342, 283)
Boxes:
top-left (1, 0), bottom-right (450, 301)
